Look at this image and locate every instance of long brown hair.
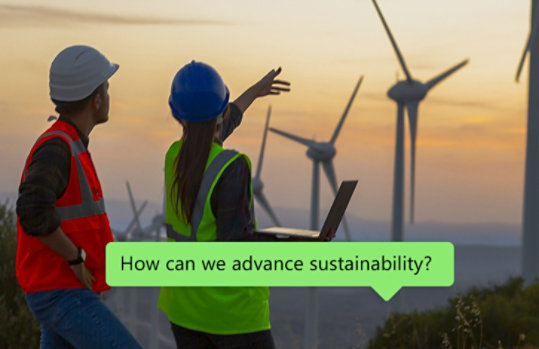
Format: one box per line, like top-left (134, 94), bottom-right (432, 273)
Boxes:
top-left (172, 118), bottom-right (217, 223)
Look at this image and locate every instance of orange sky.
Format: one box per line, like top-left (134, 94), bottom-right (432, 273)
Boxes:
top-left (0, 0), bottom-right (532, 225)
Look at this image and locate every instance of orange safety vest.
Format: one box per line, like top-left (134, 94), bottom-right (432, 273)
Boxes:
top-left (16, 120), bottom-right (114, 293)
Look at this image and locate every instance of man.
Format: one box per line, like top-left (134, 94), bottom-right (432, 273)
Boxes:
top-left (16, 45), bottom-right (141, 349)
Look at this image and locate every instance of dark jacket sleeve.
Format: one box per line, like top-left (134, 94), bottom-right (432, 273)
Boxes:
top-left (211, 156), bottom-right (277, 241)
top-left (221, 103), bottom-right (243, 142)
top-left (211, 156), bottom-right (253, 241)
top-left (16, 138), bottom-right (71, 236)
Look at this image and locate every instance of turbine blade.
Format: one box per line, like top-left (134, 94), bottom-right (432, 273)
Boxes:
top-left (322, 161), bottom-right (352, 241)
top-left (515, 21), bottom-right (539, 82)
top-left (269, 127), bottom-right (316, 148)
top-left (372, 0), bottom-right (413, 82)
top-left (124, 200), bottom-right (148, 234)
top-left (126, 181), bottom-right (142, 230)
top-left (256, 105), bottom-right (271, 178)
top-left (426, 59), bottom-right (468, 91)
top-left (516, 34), bottom-right (530, 83)
top-left (330, 76), bottom-right (363, 144)
top-left (405, 102), bottom-right (419, 225)
top-left (516, 2), bottom-right (539, 83)
top-left (254, 191), bottom-right (282, 227)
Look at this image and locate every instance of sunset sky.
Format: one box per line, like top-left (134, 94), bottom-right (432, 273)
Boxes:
top-left (0, 0), bottom-right (532, 227)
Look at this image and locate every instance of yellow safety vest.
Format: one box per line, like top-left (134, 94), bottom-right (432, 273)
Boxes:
top-left (158, 140), bottom-right (270, 334)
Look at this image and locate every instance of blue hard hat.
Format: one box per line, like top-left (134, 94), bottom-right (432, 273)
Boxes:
top-left (169, 61), bottom-right (229, 122)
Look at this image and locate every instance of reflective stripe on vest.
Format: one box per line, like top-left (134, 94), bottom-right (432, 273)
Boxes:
top-left (166, 149), bottom-right (255, 242)
top-left (36, 130), bottom-right (105, 220)
top-left (159, 142), bottom-right (269, 334)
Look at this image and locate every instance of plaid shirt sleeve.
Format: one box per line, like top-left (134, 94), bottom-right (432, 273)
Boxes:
top-left (16, 138), bottom-right (71, 236)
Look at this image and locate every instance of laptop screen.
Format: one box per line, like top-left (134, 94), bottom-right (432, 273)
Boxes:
top-left (318, 180), bottom-right (358, 240)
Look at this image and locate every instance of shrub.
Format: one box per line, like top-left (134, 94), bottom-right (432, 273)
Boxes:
top-left (368, 278), bottom-right (539, 349)
top-left (0, 201), bottom-right (40, 348)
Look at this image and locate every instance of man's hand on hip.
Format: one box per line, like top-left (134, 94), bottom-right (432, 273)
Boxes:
top-left (71, 264), bottom-right (95, 289)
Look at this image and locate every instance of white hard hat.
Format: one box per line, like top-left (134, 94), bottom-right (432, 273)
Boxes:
top-left (49, 45), bottom-right (119, 101)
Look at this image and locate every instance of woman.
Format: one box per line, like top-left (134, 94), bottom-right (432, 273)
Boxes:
top-left (158, 61), bottom-right (290, 349)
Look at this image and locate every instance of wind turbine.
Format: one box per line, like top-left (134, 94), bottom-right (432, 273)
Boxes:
top-left (125, 181), bottom-right (146, 240)
top-left (111, 182), bottom-right (148, 241)
top-left (269, 75), bottom-right (363, 239)
top-left (372, 0), bottom-right (468, 239)
top-left (269, 76), bottom-right (362, 349)
top-left (124, 181), bottom-right (164, 241)
top-left (515, 0), bottom-right (539, 282)
top-left (252, 105), bottom-right (281, 227)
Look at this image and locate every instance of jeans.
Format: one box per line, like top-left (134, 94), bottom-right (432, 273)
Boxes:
top-left (25, 288), bottom-right (142, 349)
top-left (170, 322), bottom-right (275, 349)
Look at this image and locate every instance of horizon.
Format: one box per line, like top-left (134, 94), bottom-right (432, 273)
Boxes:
top-left (0, 190), bottom-right (521, 247)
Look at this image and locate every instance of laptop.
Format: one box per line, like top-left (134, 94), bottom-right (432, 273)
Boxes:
top-left (256, 180), bottom-right (358, 240)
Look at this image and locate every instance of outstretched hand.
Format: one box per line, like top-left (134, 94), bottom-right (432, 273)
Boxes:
top-left (233, 66), bottom-right (291, 114)
top-left (252, 67), bottom-right (290, 97)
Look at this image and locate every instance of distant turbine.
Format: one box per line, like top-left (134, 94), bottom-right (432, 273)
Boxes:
top-left (269, 75), bottom-right (363, 239)
top-left (372, 0), bottom-right (468, 239)
top-left (515, 0), bottom-right (539, 282)
top-left (270, 76), bottom-right (362, 349)
top-left (111, 182), bottom-right (148, 241)
top-left (252, 105), bottom-right (281, 227)
top-left (124, 181), bottom-right (163, 240)
top-left (126, 181), bottom-right (143, 232)
top-left (123, 200), bottom-right (148, 235)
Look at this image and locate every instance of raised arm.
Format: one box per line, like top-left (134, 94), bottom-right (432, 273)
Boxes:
top-left (233, 67), bottom-right (290, 114)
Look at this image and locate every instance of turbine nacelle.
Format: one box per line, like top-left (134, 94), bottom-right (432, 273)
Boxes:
top-left (306, 143), bottom-right (336, 161)
top-left (252, 177), bottom-right (263, 195)
top-left (387, 80), bottom-right (428, 103)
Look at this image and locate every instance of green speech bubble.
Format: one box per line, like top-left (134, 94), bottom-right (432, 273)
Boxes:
top-left (106, 242), bottom-right (454, 301)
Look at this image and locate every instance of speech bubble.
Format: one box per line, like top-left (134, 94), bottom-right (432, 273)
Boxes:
top-left (106, 242), bottom-right (454, 301)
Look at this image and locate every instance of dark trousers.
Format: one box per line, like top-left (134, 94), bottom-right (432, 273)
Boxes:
top-left (170, 322), bottom-right (275, 349)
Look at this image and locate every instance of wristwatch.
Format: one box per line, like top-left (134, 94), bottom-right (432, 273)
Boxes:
top-left (68, 248), bottom-right (86, 265)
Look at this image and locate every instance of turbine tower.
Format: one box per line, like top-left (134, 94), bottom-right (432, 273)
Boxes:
top-left (269, 75), bottom-right (363, 239)
top-left (269, 76), bottom-right (362, 349)
top-left (252, 105), bottom-right (281, 227)
top-left (372, 0), bottom-right (468, 239)
top-left (515, 0), bottom-right (539, 282)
